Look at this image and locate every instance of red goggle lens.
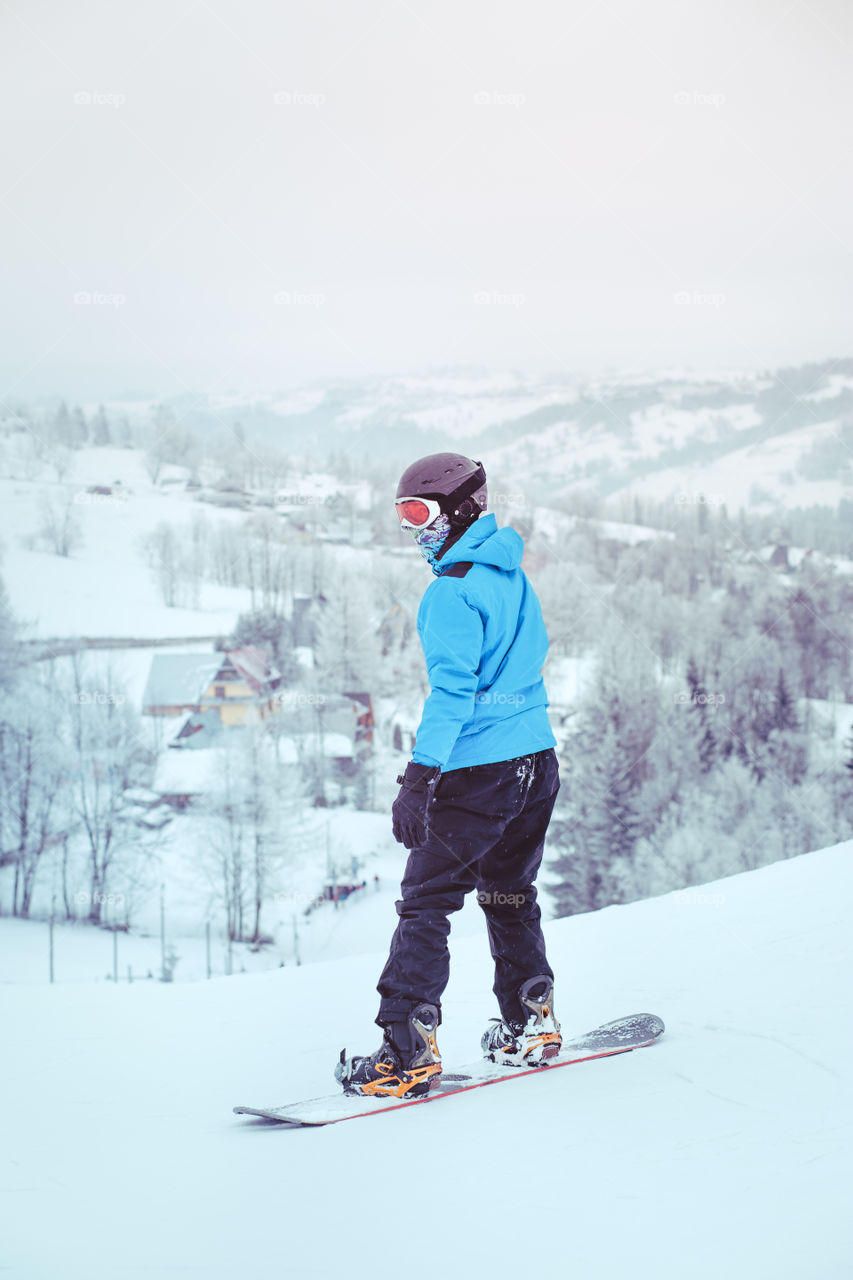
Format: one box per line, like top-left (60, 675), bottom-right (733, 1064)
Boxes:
top-left (396, 499), bottom-right (432, 526)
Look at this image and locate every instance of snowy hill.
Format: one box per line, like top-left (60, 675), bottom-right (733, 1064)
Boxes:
top-left (134, 359), bottom-right (853, 514)
top-left (0, 445), bottom-right (253, 641)
top-left (4, 839), bottom-right (852, 1279)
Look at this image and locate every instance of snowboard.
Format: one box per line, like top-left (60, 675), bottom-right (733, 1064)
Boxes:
top-left (233, 1012), bottom-right (664, 1128)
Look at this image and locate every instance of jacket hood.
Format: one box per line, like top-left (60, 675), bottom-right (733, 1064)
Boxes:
top-left (436, 513), bottom-right (523, 573)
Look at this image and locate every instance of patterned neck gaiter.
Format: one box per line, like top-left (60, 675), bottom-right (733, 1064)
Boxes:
top-left (410, 513), bottom-right (452, 568)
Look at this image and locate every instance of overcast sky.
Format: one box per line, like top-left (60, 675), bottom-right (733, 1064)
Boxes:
top-left (1, 0), bottom-right (851, 401)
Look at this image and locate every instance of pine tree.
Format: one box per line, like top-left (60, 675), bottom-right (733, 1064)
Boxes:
top-left (71, 405), bottom-right (88, 446)
top-left (698, 722), bottom-right (717, 775)
top-left (0, 572), bottom-right (20, 695)
top-left (118, 415), bottom-right (134, 449)
top-left (686, 655), bottom-right (704, 703)
top-left (773, 668), bottom-right (799, 732)
top-left (549, 726), bottom-right (643, 914)
top-left (54, 401), bottom-right (73, 447)
top-left (549, 636), bottom-right (655, 915)
top-left (685, 655), bottom-right (716, 774)
top-left (92, 403), bottom-right (111, 445)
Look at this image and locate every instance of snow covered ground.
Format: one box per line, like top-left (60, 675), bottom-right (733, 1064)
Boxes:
top-left (611, 418), bottom-right (847, 511)
top-left (3, 839), bottom-right (851, 1279)
top-left (0, 446), bottom-right (250, 638)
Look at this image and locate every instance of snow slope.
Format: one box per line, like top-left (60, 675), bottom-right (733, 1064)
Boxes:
top-left (3, 840), bottom-right (851, 1279)
top-left (0, 447), bottom-right (250, 638)
top-left (612, 418), bottom-right (847, 511)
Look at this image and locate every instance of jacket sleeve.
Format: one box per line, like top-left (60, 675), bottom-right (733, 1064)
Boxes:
top-left (411, 582), bottom-right (484, 769)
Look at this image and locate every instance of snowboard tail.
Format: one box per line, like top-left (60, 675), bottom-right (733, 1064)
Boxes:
top-left (233, 1012), bottom-right (665, 1128)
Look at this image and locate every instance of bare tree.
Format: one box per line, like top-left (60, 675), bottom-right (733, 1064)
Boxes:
top-left (37, 490), bottom-right (83, 557)
top-left (244, 513), bottom-right (291, 613)
top-left (51, 447), bottom-right (75, 484)
top-left (202, 726), bottom-right (311, 943)
top-left (61, 657), bottom-right (150, 924)
top-left (0, 686), bottom-right (67, 917)
top-left (143, 406), bottom-right (198, 484)
top-left (142, 521), bottom-right (201, 608)
top-left (91, 403), bottom-right (111, 446)
top-left (205, 749), bottom-right (249, 944)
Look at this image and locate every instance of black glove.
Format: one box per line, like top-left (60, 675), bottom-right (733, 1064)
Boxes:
top-left (392, 762), bottom-right (440, 848)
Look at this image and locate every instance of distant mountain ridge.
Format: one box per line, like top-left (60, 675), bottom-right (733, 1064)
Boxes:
top-left (86, 357), bottom-right (853, 512)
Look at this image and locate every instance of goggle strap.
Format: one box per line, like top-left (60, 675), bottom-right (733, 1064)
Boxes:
top-left (446, 462), bottom-right (486, 513)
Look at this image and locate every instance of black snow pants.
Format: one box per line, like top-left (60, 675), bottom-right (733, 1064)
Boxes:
top-left (377, 747), bottom-right (560, 1030)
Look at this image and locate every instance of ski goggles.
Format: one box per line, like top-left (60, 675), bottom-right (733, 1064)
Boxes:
top-left (395, 497), bottom-right (443, 529)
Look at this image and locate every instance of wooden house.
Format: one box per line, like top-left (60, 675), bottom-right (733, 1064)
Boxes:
top-left (142, 647), bottom-right (283, 727)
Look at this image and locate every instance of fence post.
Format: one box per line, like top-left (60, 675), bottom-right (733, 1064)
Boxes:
top-left (159, 883), bottom-right (166, 982)
top-left (49, 895), bottom-right (56, 984)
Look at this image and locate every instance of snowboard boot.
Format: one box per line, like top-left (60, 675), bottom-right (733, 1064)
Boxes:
top-left (482, 976), bottom-right (562, 1067)
top-left (335, 1002), bottom-right (442, 1098)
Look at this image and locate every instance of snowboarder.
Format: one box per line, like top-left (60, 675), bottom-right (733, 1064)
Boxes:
top-left (336, 453), bottom-right (562, 1098)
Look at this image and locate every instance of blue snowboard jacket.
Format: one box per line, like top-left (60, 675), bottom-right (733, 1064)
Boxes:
top-left (410, 513), bottom-right (557, 771)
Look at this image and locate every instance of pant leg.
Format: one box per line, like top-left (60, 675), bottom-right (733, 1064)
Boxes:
top-left (376, 749), bottom-right (560, 1029)
top-left (476, 749), bottom-right (560, 1026)
top-left (376, 764), bottom-right (508, 1026)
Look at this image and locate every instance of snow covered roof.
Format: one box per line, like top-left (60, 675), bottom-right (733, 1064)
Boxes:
top-left (321, 732), bottom-right (354, 760)
top-left (142, 654), bottom-right (222, 711)
top-left (153, 747), bottom-right (227, 796)
top-left (142, 648), bottom-right (280, 712)
top-left (152, 732), bottom-right (352, 797)
top-left (228, 645), bottom-right (281, 689)
top-left (168, 707), bottom-right (224, 748)
top-left (122, 787), bottom-right (162, 806)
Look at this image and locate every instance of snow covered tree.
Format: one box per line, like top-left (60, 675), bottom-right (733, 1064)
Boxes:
top-left (142, 521), bottom-right (201, 608)
top-left (91, 403), bottom-right (111, 446)
top-left (244, 512), bottom-right (291, 614)
top-left (772, 668), bottom-right (799, 733)
top-left (49, 446), bottom-right (75, 484)
top-left (117, 415), bottom-right (134, 449)
top-left (54, 401), bottom-right (73, 448)
top-left (203, 726), bottom-right (311, 943)
top-left (143, 521), bottom-right (181, 606)
top-left (37, 490), bottom-right (83, 557)
top-left (312, 569), bottom-right (378, 693)
top-left (243, 727), bottom-right (274, 942)
top-left (231, 607), bottom-right (301, 686)
top-left (685, 655), bottom-right (717, 774)
top-left (534, 557), bottom-right (603, 656)
top-left (61, 657), bottom-right (150, 924)
top-left (143, 406), bottom-right (198, 484)
top-left (788, 575), bottom-right (849, 699)
top-left (4, 432), bottom-right (44, 481)
top-left (0, 679), bottom-right (66, 916)
top-left (0, 569), bottom-right (20, 696)
top-left (71, 405), bottom-right (88, 446)
top-left (549, 632), bottom-right (656, 915)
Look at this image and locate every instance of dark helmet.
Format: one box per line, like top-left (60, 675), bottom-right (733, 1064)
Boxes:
top-left (395, 452), bottom-right (487, 525)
